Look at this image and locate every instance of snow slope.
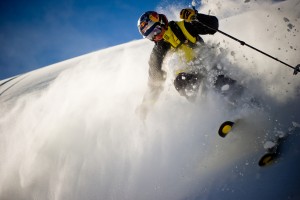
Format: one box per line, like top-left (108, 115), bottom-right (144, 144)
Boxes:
top-left (0, 0), bottom-right (300, 200)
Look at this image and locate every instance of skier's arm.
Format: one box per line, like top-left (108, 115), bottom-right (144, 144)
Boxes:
top-left (144, 41), bottom-right (169, 103)
top-left (191, 13), bottom-right (219, 35)
top-left (137, 41), bottom-right (170, 119)
top-left (180, 8), bottom-right (219, 35)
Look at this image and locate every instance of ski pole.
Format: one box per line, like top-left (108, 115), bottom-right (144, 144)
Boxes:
top-left (191, 2), bottom-right (300, 75)
top-left (215, 29), bottom-right (300, 75)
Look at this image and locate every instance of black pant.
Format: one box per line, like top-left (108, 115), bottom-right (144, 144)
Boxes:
top-left (174, 72), bottom-right (202, 100)
top-left (174, 73), bottom-right (244, 101)
top-left (214, 75), bottom-right (244, 98)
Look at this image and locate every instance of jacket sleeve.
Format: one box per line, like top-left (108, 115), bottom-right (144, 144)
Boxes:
top-left (142, 40), bottom-right (170, 105)
top-left (185, 13), bottom-right (219, 36)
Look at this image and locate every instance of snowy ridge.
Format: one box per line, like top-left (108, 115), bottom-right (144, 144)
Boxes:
top-left (0, 1), bottom-right (300, 200)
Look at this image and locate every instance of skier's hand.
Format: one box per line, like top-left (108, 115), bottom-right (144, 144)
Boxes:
top-left (135, 103), bottom-right (149, 121)
top-left (180, 8), bottom-right (196, 22)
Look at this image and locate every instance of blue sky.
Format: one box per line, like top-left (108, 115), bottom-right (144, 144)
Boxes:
top-left (0, 0), bottom-right (192, 80)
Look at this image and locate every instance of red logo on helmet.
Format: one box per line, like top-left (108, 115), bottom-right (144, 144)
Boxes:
top-left (149, 12), bottom-right (159, 22)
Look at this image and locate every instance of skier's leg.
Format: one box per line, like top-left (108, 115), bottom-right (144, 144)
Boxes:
top-left (174, 72), bottom-right (202, 101)
top-left (214, 75), bottom-right (236, 90)
top-left (214, 74), bottom-right (244, 102)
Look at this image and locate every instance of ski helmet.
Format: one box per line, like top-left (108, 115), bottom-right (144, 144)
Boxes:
top-left (137, 11), bottom-right (168, 41)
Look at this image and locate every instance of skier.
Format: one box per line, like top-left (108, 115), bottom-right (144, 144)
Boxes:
top-left (136, 9), bottom-right (239, 119)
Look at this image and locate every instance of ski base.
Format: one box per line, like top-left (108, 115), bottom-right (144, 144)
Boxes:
top-left (217, 120), bottom-right (295, 167)
top-left (258, 137), bottom-right (285, 167)
top-left (258, 152), bottom-right (277, 167)
top-left (218, 121), bottom-right (235, 137)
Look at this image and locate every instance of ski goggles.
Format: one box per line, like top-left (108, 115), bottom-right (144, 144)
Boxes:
top-left (145, 25), bottom-right (162, 41)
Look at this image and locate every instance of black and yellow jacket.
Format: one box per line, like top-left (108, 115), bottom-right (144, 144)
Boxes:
top-left (144, 13), bottom-right (219, 105)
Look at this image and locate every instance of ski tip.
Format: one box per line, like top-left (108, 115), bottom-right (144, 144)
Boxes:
top-left (218, 121), bottom-right (235, 138)
top-left (258, 153), bottom-right (276, 167)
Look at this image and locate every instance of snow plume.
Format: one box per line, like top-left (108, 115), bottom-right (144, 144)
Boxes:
top-left (0, 0), bottom-right (300, 200)
top-left (207, 0), bottom-right (300, 103)
top-left (158, 0), bottom-right (279, 20)
top-left (0, 41), bottom-right (263, 200)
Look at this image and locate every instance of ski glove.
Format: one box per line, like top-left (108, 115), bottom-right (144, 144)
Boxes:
top-left (180, 8), bottom-right (196, 22)
top-left (135, 103), bottom-right (149, 121)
